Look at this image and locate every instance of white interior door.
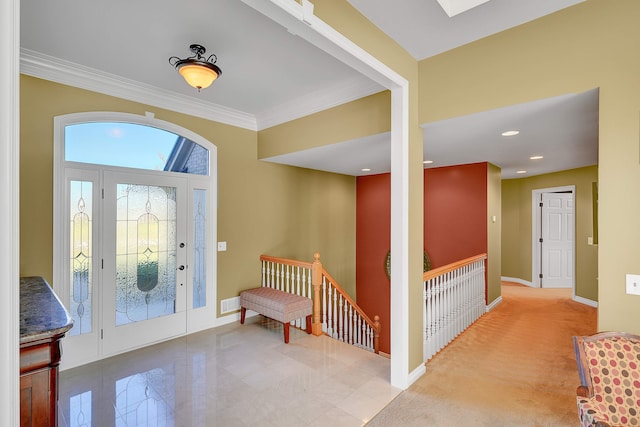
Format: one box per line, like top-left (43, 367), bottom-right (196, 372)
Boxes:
top-left (541, 192), bottom-right (574, 288)
top-left (102, 171), bottom-right (188, 356)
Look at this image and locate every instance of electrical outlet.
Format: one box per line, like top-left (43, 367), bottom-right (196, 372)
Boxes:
top-left (217, 241), bottom-right (227, 252)
top-left (626, 274), bottom-right (640, 296)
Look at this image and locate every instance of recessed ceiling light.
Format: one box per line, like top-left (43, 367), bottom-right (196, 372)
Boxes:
top-left (423, 160), bottom-right (433, 164)
top-left (361, 168), bottom-right (371, 172)
top-left (501, 130), bottom-right (520, 137)
top-left (530, 155), bottom-right (544, 160)
top-left (516, 170), bottom-right (527, 174)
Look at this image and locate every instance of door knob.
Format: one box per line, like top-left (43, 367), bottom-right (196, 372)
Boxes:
top-left (177, 265), bottom-right (185, 271)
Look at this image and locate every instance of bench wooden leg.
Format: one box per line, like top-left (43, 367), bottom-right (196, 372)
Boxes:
top-left (305, 315), bottom-right (312, 334)
top-left (283, 322), bottom-right (290, 343)
top-left (240, 307), bottom-right (246, 324)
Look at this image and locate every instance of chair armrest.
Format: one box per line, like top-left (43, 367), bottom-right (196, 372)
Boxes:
top-left (576, 385), bottom-right (590, 398)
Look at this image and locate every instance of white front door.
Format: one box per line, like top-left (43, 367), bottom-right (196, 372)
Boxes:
top-left (101, 171), bottom-right (188, 356)
top-left (541, 192), bottom-right (574, 288)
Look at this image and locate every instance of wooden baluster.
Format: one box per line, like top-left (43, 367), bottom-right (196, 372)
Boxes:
top-left (301, 267), bottom-right (306, 297)
top-left (332, 285), bottom-right (338, 339)
top-left (312, 252), bottom-right (323, 336)
top-left (423, 280), bottom-right (428, 360)
top-left (456, 267), bottom-right (461, 336)
top-left (338, 294), bottom-right (347, 341)
top-left (280, 264), bottom-right (285, 291)
top-left (373, 315), bottom-right (380, 354)
top-left (321, 276), bottom-right (327, 333)
top-left (348, 305), bottom-right (354, 345)
top-left (270, 262), bottom-right (275, 288)
top-left (261, 260), bottom-right (265, 287)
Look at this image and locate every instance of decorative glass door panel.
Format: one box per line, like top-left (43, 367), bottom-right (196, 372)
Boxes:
top-left (192, 188), bottom-right (206, 309)
top-left (115, 184), bottom-right (177, 325)
top-left (69, 180), bottom-right (93, 336)
top-left (103, 172), bottom-right (187, 357)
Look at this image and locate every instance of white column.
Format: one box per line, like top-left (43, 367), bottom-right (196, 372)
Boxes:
top-left (0, 0), bottom-right (20, 424)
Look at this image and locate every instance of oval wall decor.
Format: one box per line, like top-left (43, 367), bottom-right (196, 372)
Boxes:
top-left (385, 250), bottom-right (432, 279)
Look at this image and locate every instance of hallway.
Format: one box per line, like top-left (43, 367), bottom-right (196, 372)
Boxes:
top-left (367, 283), bottom-right (597, 426)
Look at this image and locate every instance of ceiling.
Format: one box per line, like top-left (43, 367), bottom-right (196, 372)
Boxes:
top-left (20, 0), bottom-right (597, 179)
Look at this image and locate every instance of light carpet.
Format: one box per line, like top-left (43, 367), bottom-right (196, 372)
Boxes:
top-left (367, 283), bottom-right (597, 426)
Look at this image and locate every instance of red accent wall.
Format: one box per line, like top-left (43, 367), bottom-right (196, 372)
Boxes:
top-left (424, 163), bottom-right (488, 267)
top-left (356, 173), bottom-right (391, 354)
top-left (356, 163), bottom-right (488, 354)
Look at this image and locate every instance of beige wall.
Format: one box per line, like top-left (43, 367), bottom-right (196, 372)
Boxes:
top-left (19, 75), bottom-right (357, 312)
top-left (419, 0), bottom-right (640, 334)
top-left (487, 163), bottom-right (502, 304)
top-left (501, 166), bottom-right (599, 301)
top-left (259, 91), bottom-right (391, 159)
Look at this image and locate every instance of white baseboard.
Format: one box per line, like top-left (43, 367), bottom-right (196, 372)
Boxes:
top-left (407, 363), bottom-right (426, 388)
top-left (501, 276), bottom-right (535, 287)
top-left (573, 295), bottom-right (598, 308)
top-left (214, 310), bottom-right (258, 327)
top-left (486, 296), bottom-right (503, 312)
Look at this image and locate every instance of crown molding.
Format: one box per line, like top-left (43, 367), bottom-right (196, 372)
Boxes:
top-left (20, 48), bottom-right (258, 131)
top-left (20, 48), bottom-right (384, 133)
top-left (255, 76), bottom-right (384, 130)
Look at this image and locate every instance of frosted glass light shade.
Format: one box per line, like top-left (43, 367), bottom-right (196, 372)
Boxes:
top-left (178, 64), bottom-right (219, 90)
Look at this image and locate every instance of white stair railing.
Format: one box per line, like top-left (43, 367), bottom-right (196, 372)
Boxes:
top-left (261, 255), bottom-right (313, 330)
top-left (423, 254), bottom-right (487, 363)
top-left (259, 253), bottom-right (380, 353)
top-left (320, 270), bottom-right (380, 353)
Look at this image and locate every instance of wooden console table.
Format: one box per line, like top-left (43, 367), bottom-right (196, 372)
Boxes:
top-left (19, 276), bottom-right (73, 427)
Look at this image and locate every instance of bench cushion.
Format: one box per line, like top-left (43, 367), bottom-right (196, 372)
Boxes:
top-left (240, 287), bottom-right (312, 324)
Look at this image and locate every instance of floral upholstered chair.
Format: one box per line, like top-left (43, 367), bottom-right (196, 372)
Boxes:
top-left (572, 332), bottom-right (640, 426)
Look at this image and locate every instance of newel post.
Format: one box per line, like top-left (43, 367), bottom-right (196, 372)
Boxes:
top-left (374, 315), bottom-right (381, 354)
top-left (311, 252), bottom-right (323, 336)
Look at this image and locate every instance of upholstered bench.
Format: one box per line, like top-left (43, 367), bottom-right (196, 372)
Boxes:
top-left (240, 287), bottom-right (312, 343)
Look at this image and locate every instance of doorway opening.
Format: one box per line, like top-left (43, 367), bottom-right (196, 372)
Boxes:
top-left (531, 185), bottom-right (575, 291)
top-left (53, 112), bottom-right (217, 370)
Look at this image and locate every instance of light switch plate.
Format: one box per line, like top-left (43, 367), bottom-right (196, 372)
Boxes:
top-left (626, 274), bottom-right (640, 295)
top-left (217, 241), bottom-right (227, 252)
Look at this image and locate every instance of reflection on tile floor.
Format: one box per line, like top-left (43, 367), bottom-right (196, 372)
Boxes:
top-left (58, 316), bottom-right (400, 426)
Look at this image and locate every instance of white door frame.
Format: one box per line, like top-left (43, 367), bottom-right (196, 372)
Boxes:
top-left (531, 185), bottom-right (575, 291)
top-left (53, 112), bottom-right (218, 369)
top-left (1, 0), bottom-right (20, 423)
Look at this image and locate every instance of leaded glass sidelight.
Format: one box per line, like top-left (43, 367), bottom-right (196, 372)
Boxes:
top-left (69, 180), bottom-right (93, 336)
top-left (115, 184), bottom-right (177, 326)
top-left (192, 189), bottom-right (206, 309)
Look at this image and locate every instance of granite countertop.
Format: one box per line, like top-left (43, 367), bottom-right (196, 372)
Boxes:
top-left (20, 276), bottom-right (73, 345)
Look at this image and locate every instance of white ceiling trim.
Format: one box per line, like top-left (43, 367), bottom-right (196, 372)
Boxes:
top-left (20, 49), bottom-right (258, 130)
top-left (256, 76), bottom-right (383, 130)
top-left (20, 48), bottom-right (384, 133)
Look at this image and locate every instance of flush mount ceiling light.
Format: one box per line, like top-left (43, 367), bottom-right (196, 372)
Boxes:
top-left (423, 160), bottom-right (433, 164)
top-left (530, 155), bottom-right (544, 160)
top-left (501, 130), bottom-right (520, 137)
top-left (169, 44), bottom-right (222, 91)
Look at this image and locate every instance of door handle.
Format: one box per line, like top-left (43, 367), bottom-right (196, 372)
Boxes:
top-left (177, 265), bottom-right (185, 271)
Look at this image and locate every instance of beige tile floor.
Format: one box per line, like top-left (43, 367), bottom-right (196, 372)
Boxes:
top-left (58, 316), bottom-right (400, 427)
